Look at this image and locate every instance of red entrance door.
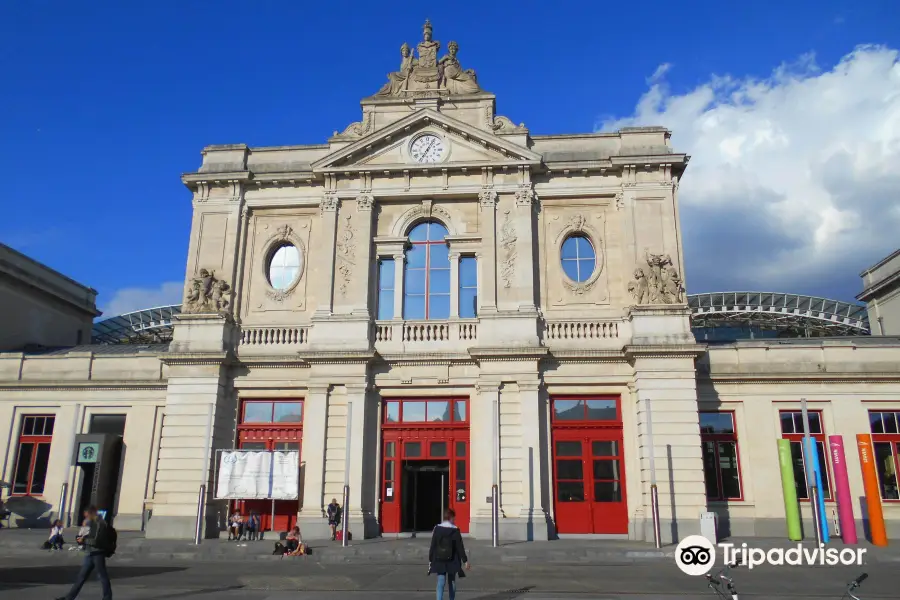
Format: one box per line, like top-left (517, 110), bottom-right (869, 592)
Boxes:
top-left (551, 397), bottom-right (627, 534)
top-left (233, 399), bottom-right (303, 532)
top-left (380, 398), bottom-right (470, 533)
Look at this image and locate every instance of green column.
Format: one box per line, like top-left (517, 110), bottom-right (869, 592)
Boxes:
top-left (778, 439), bottom-right (803, 541)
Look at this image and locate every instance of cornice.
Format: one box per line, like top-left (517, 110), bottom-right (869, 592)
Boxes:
top-left (699, 372), bottom-right (900, 385)
top-left (235, 357), bottom-right (311, 368)
top-left (161, 352), bottom-right (233, 366)
top-left (546, 349), bottom-right (627, 363)
top-left (469, 347), bottom-right (549, 361)
top-left (296, 349), bottom-right (376, 364)
top-left (377, 352), bottom-right (474, 366)
top-left (624, 343), bottom-right (707, 359)
top-left (0, 381), bottom-right (167, 392)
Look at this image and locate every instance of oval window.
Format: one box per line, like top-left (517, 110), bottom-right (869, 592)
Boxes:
top-left (267, 244), bottom-right (302, 290)
top-left (560, 235), bottom-right (596, 283)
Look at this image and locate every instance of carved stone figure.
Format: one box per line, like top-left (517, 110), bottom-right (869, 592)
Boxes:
top-left (375, 43), bottom-right (417, 97)
top-left (439, 41), bottom-right (479, 95)
top-left (628, 251), bottom-right (685, 305)
top-left (499, 211), bottom-right (517, 289)
top-left (417, 20), bottom-right (440, 69)
top-left (184, 268), bottom-right (232, 314)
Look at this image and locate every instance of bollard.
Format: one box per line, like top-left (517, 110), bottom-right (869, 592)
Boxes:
top-left (194, 484), bottom-right (206, 545)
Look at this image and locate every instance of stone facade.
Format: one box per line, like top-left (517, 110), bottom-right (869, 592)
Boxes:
top-left (2, 23), bottom-right (900, 544)
top-left (858, 249), bottom-right (900, 335)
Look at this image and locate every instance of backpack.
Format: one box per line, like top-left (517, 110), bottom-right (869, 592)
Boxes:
top-left (95, 522), bottom-right (118, 556)
top-left (272, 542), bottom-right (286, 556)
top-left (434, 533), bottom-right (454, 562)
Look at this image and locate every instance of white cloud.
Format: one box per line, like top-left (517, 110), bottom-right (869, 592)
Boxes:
top-left (602, 46), bottom-right (900, 301)
top-left (101, 281), bottom-right (183, 317)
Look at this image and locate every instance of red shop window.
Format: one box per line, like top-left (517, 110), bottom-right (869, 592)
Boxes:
top-left (551, 397), bottom-right (620, 423)
top-left (779, 410), bottom-right (832, 501)
top-left (700, 411), bottom-right (744, 501)
top-left (12, 415), bottom-right (55, 496)
top-left (869, 410), bottom-right (900, 501)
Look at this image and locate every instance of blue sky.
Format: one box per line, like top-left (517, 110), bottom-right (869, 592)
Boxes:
top-left (2, 1), bottom-right (898, 316)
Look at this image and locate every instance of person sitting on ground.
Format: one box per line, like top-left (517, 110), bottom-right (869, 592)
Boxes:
top-left (326, 498), bottom-right (341, 541)
top-left (49, 519), bottom-right (65, 550)
top-left (72, 518), bottom-right (91, 551)
top-left (228, 511), bottom-right (243, 541)
top-left (285, 526), bottom-right (306, 556)
top-left (429, 508), bottom-right (471, 600)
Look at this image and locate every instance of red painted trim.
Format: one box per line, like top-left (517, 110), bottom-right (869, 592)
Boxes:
top-left (11, 415), bottom-right (55, 497)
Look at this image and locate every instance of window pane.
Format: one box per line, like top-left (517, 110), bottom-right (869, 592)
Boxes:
top-left (44, 417), bottom-right (55, 436)
top-left (12, 442), bottom-right (34, 494)
top-left (557, 481), bottom-right (584, 502)
top-left (870, 412), bottom-right (884, 434)
top-left (408, 223), bottom-right (429, 242)
top-left (816, 441), bottom-right (832, 499)
top-left (578, 258), bottom-right (595, 279)
top-left (384, 461), bottom-right (394, 481)
top-left (405, 442), bottom-right (422, 457)
top-left (793, 413), bottom-right (804, 433)
top-left (427, 222), bottom-right (449, 240)
top-left (780, 412), bottom-right (795, 434)
top-left (455, 441), bottom-right (466, 458)
top-left (429, 268), bottom-right (450, 293)
top-left (428, 294), bottom-right (450, 320)
top-left (430, 442), bottom-right (447, 457)
top-left (385, 442), bottom-right (396, 457)
top-left (453, 401), bottom-right (467, 422)
top-left (702, 441), bottom-right (721, 500)
top-left (456, 460), bottom-right (466, 481)
top-left (789, 441), bottom-right (808, 499)
top-left (274, 402), bottom-right (303, 423)
top-left (700, 412), bottom-right (735, 434)
top-left (378, 290), bottom-right (395, 320)
top-left (404, 294), bottom-right (426, 320)
top-left (379, 259), bottom-right (395, 289)
top-left (561, 260), bottom-right (580, 281)
top-left (22, 418), bottom-right (35, 436)
top-left (269, 244), bottom-right (301, 290)
top-left (274, 442), bottom-right (300, 451)
top-left (243, 402), bottom-right (273, 423)
top-left (554, 400), bottom-right (584, 421)
top-left (427, 401), bottom-right (450, 422)
top-left (594, 481), bottom-right (622, 502)
top-left (561, 237), bottom-right (578, 259)
top-left (240, 442), bottom-right (267, 450)
top-left (718, 441), bottom-right (742, 499)
top-left (874, 442), bottom-right (899, 500)
top-left (809, 413), bottom-right (822, 434)
top-left (885, 413), bottom-right (899, 434)
top-left (459, 289), bottom-right (477, 318)
top-left (586, 399), bottom-right (616, 420)
top-left (593, 459), bottom-right (619, 480)
top-left (592, 441), bottom-right (618, 457)
top-left (385, 402), bottom-right (399, 423)
top-left (555, 440), bottom-right (582, 457)
top-left (403, 402), bottom-right (426, 422)
top-left (459, 257), bottom-right (477, 286)
top-left (89, 415), bottom-right (127, 436)
top-left (430, 245), bottom-right (450, 269)
top-left (405, 268), bottom-right (426, 294)
top-left (556, 459), bottom-right (583, 480)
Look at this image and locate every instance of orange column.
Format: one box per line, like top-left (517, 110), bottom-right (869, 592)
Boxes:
top-left (856, 434), bottom-right (888, 546)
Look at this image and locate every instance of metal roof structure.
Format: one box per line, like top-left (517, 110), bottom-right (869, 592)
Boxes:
top-left (689, 292), bottom-right (870, 337)
top-left (90, 292), bottom-right (871, 344)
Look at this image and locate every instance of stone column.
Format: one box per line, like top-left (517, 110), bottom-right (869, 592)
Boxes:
top-left (298, 383), bottom-right (329, 535)
top-left (516, 379), bottom-right (550, 540)
top-left (449, 252), bottom-right (460, 319)
top-left (345, 383), bottom-right (379, 538)
top-left (146, 314), bottom-right (237, 540)
top-left (478, 189), bottom-right (498, 314)
top-left (392, 252), bottom-right (405, 321)
top-left (351, 194), bottom-right (374, 317)
top-left (514, 185), bottom-right (538, 313)
top-left (469, 380), bottom-right (499, 539)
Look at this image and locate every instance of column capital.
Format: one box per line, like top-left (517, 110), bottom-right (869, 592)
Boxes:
top-left (514, 185), bottom-right (535, 207)
top-left (307, 383), bottom-right (331, 395)
top-left (356, 193), bottom-right (374, 211)
top-left (320, 192), bottom-right (339, 213)
top-left (478, 188), bottom-right (498, 208)
top-left (517, 380), bottom-right (542, 393)
top-left (474, 381), bottom-right (501, 394)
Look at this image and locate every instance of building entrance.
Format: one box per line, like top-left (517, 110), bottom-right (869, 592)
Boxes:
top-left (380, 398), bottom-right (469, 534)
top-left (401, 460), bottom-right (449, 532)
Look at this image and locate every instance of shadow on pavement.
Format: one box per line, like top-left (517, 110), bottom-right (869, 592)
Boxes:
top-left (0, 565), bottom-right (188, 591)
top-left (472, 585), bottom-right (535, 600)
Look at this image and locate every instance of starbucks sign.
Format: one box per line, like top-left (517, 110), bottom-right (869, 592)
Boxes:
top-left (77, 442), bottom-right (100, 464)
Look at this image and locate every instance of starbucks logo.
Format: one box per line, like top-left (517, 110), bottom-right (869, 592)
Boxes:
top-left (81, 446), bottom-right (95, 461)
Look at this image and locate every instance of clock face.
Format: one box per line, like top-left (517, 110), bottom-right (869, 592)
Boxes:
top-left (409, 134), bottom-right (446, 164)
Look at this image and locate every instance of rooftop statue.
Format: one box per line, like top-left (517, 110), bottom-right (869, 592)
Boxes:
top-left (375, 20), bottom-right (482, 97)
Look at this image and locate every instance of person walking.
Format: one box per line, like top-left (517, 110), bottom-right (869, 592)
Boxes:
top-left (326, 498), bottom-right (341, 541)
top-left (56, 505), bottom-right (113, 600)
top-left (428, 508), bottom-right (470, 600)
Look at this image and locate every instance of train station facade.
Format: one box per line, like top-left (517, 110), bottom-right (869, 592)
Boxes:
top-left (1, 22), bottom-right (899, 542)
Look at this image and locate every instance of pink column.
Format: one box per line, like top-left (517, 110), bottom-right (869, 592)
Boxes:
top-left (829, 435), bottom-right (858, 544)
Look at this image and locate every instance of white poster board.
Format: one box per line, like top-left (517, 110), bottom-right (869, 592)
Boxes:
top-left (215, 450), bottom-right (299, 500)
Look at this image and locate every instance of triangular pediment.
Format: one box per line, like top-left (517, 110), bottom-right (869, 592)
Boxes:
top-left (311, 109), bottom-right (542, 173)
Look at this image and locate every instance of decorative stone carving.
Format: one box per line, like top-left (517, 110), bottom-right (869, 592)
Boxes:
top-left (479, 188), bottom-right (497, 207)
top-left (184, 269), bottom-right (231, 314)
top-left (628, 250), bottom-right (685, 305)
top-left (357, 194), bottom-right (374, 211)
top-left (263, 225), bottom-right (307, 302)
top-left (334, 110), bottom-right (373, 139)
top-left (499, 210), bottom-right (517, 289)
top-left (485, 107), bottom-right (527, 133)
top-left (515, 185), bottom-right (534, 207)
top-left (372, 21), bottom-right (482, 97)
top-left (335, 214), bottom-right (356, 297)
top-left (320, 193), bottom-right (339, 213)
top-left (615, 192), bottom-right (624, 211)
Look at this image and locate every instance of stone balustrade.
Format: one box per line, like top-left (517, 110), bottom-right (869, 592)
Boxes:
top-left (543, 318), bottom-right (624, 348)
top-left (239, 326), bottom-right (309, 348)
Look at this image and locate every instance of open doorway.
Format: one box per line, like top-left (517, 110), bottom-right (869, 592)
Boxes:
top-left (401, 460), bottom-right (449, 532)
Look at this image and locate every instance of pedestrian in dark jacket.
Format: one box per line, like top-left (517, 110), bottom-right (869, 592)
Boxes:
top-left (428, 508), bottom-right (470, 600)
top-left (56, 505), bottom-right (112, 600)
top-left (326, 498), bottom-right (341, 541)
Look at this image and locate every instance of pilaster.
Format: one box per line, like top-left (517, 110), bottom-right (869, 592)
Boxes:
top-left (478, 186), bottom-right (498, 314)
top-left (469, 380), bottom-right (499, 539)
top-left (298, 383), bottom-right (329, 531)
top-left (312, 192), bottom-right (339, 318)
top-left (516, 379), bottom-right (551, 540)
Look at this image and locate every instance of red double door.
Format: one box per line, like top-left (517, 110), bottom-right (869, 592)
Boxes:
top-left (551, 397), bottom-right (628, 535)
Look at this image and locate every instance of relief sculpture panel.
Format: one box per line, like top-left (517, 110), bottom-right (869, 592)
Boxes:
top-left (245, 214), bottom-right (313, 318)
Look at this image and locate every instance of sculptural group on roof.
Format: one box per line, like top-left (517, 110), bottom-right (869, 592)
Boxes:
top-left (375, 20), bottom-right (481, 97)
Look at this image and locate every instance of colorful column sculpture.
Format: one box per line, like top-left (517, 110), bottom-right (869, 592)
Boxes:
top-left (856, 434), bottom-right (888, 546)
top-left (805, 436), bottom-right (830, 542)
top-left (828, 435), bottom-right (857, 544)
top-left (777, 439), bottom-right (803, 541)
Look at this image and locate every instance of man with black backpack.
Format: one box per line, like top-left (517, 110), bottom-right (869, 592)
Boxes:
top-left (428, 508), bottom-right (470, 600)
top-left (56, 505), bottom-right (115, 600)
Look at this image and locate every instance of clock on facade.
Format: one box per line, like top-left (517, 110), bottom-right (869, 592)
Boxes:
top-left (409, 133), bottom-right (446, 163)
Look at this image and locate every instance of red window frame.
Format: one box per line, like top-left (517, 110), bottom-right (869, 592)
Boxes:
top-left (404, 221), bottom-right (449, 320)
top-left (11, 415), bottom-right (55, 497)
top-left (699, 411), bottom-right (744, 502)
top-left (550, 395), bottom-right (621, 425)
top-left (237, 399), bottom-right (304, 451)
top-left (779, 409), bottom-right (833, 501)
top-left (382, 398), bottom-right (468, 425)
top-left (868, 410), bottom-right (900, 502)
